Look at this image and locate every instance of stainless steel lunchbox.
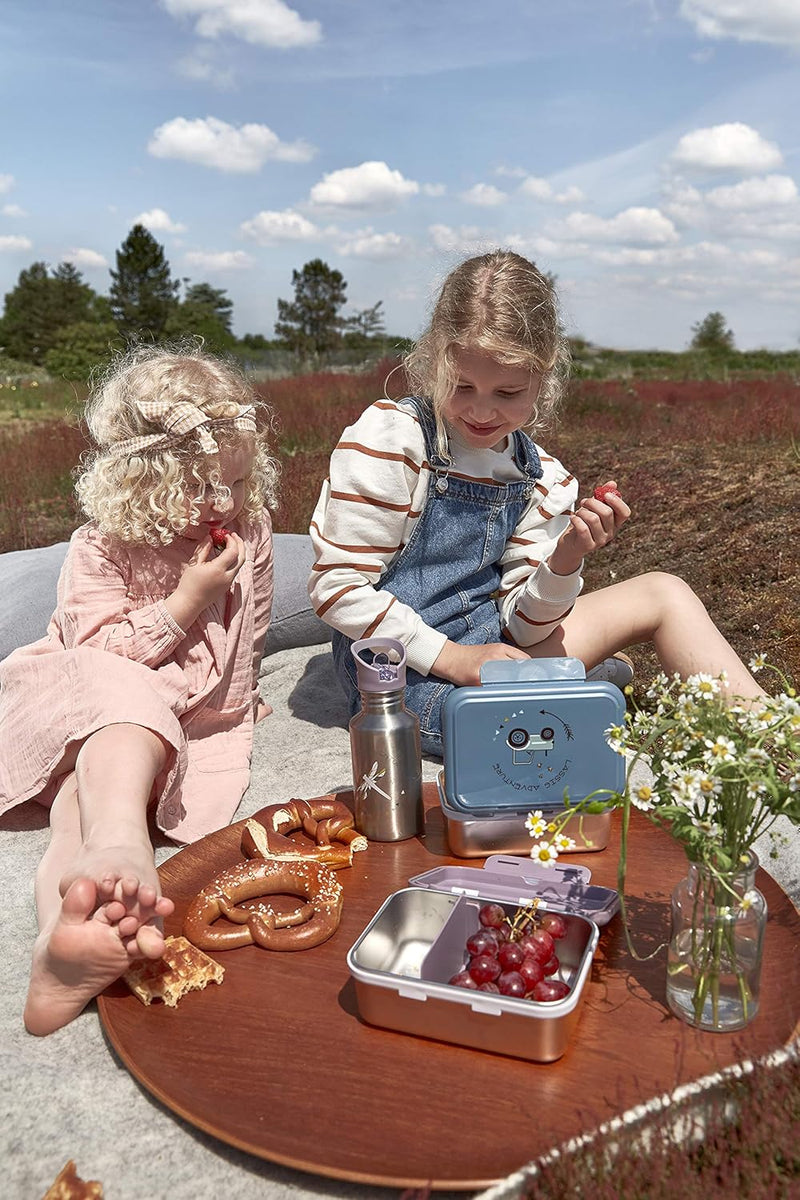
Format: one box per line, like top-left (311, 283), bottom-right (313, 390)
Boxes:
top-left (436, 769), bottom-right (613, 857)
top-left (347, 855), bottom-right (619, 1063)
top-left (438, 658), bottom-right (625, 858)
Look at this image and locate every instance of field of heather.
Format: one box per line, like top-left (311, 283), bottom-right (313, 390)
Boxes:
top-left (1, 363), bottom-right (798, 686)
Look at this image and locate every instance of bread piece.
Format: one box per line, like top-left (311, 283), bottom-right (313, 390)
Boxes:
top-left (123, 935), bottom-right (224, 1007)
top-left (42, 1159), bottom-right (103, 1199)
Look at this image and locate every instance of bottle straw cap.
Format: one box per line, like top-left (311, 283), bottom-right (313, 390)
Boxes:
top-left (350, 637), bottom-right (408, 693)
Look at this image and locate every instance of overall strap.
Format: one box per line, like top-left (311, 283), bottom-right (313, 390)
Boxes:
top-left (401, 396), bottom-right (451, 493)
top-left (512, 428), bottom-right (545, 483)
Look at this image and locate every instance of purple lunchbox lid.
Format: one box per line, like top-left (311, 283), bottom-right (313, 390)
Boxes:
top-left (408, 854), bottom-right (619, 925)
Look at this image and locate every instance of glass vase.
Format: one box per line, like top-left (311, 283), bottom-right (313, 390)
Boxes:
top-left (666, 851), bottom-right (767, 1032)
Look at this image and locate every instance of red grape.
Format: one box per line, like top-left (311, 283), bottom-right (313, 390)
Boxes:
top-left (540, 913), bottom-right (568, 940)
top-left (497, 970), bottom-right (527, 998)
top-left (497, 942), bottom-right (525, 971)
top-left (519, 956), bottom-right (545, 989)
top-left (542, 956), bottom-right (561, 977)
top-left (478, 981), bottom-right (501, 993)
top-left (468, 954), bottom-right (502, 985)
top-left (519, 928), bottom-right (555, 964)
top-left (448, 970), bottom-right (478, 990)
top-left (531, 979), bottom-right (570, 1002)
top-left (466, 929), bottom-right (499, 958)
top-left (478, 903), bottom-right (506, 929)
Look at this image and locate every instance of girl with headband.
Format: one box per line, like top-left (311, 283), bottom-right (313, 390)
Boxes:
top-left (0, 344), bottom-right (278, 1035)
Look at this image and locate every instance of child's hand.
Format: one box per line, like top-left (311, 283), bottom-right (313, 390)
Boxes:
top-left (549, 479), bottom-right (630, 576)
top-left (167, 533), bottom-right (246, 628)
top-left (432, 639), bottom-right (531, 686)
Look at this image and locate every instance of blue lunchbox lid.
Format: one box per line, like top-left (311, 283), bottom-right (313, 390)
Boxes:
top-left (442, 659), bottom-right (626, 817)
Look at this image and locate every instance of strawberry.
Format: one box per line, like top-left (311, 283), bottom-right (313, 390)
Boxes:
top-left (593, 484), bottom-right (621, 502)
top-left (209, 527), bottom-right (231, 549)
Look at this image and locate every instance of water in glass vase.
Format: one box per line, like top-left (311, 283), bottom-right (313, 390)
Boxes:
top-left (666, 853), bottom-right (766, 1033)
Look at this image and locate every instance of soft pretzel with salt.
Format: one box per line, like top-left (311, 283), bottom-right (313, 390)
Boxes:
top-left (183, 857), bottom-right (343, 952)
top-left (241, 798), bottom-right (367, 870)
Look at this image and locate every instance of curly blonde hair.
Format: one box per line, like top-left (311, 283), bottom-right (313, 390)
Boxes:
top-left (76, 343), bottom-right (279, 546)
top-left (402, 250), bottom-right (571, 458)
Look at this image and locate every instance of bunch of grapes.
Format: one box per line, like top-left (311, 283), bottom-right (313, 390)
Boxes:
top-left (448, 903), bottom-right (571, 1003)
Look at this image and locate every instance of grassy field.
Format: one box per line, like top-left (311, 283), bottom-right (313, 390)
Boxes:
top-left (2, 361), bottom-right (798, 686)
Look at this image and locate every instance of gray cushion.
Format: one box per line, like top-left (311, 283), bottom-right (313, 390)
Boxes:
top-left (0, 532), bottom-right (330, 661)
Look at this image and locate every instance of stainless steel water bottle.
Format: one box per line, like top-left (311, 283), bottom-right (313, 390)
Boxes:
top-left (349, 637), bottom-right (423, 841)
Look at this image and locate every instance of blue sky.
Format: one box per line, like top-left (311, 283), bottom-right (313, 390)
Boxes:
top-left (2, 0), bottom-right (800, 350)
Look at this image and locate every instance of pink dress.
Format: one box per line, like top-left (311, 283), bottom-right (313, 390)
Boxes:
top-left (0, 512), bottom-right (273, 843)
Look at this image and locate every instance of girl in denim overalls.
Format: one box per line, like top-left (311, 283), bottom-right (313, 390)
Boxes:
top-left (310, 251), bottom-right (765, 754)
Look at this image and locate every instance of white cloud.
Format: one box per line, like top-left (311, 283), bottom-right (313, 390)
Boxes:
top-left (0, 235), bottom-right (32, 251)
top-left (421, 182), bottom-right (446, 197)
top-left (705, 174), bottom-right (798, 210)
top-left (519, 177), bottom-right (586, 205)
top-left (461, 183), bottom-right (506, 207)
top-left (160, 0), bottom-right (321, 48)
top-left (552, 206), bottom-right (679, 244)
top-left (148, 116), bottom-right (315, 173)
top-left (679, 1), bottom-right (800, 46)
top-left (133, 207), bottom-right (187, 233)
top-left (309, 161), bottom-right (419, 210)
top-left (176, 50), bottom-right (235, 88)
top-left (428, 223), bottom-right (486, 253)
top-left (0, 174), bottom-right (14, 194)
top-left (672, 123), bottom-right (782, 173)
top-left (184, 249), bottom-right (254, 269)
top-left (2, 204), bottom-right (26, 218)
top-left (240, 208), bottom-right (319, 243)
top-left (336, 229), bottom-right (409, 259)
top-left (64, 248), bottom-right (108, 268)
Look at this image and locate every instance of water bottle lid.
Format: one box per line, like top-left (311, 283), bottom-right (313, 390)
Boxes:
top-left (351, 637), bottom-right (408, 693)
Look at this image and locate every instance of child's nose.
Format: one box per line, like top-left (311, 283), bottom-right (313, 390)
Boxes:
top-left (212, 493), bottom-right (235, 516)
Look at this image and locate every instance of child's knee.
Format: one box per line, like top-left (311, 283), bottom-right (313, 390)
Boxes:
top-left (642, 571), bottom-right (700, 611)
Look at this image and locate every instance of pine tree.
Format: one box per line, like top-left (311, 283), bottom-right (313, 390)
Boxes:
top-left (690, 312), bottom-right (736, 354)
top-left (0, 261), bottom-right (97, 364)
top-left (274, 259), bottom-right (347, 360)
top-left (166, 282), bottom-right (235, 351)
top-left (109, 224), bottom-right (179, 341)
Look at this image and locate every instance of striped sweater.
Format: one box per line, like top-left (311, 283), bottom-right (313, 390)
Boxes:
top-left (308, 398), bottom-right (583, 676)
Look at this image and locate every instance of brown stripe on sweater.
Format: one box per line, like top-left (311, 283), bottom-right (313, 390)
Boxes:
top-left (330, 490), bottom-right (413, 513)
top-left (311, 560), bottom-right (383, 573)
top-left (335, 440), bottom-right (426, 473)
top-left (314, 583), bottom-right (360, 618)
top-left (309, 520), bottom-right (402, 555)
top-left (361, 595), bottom-right (397, 638)
top-left (514, 604), bottom-right (574, 627)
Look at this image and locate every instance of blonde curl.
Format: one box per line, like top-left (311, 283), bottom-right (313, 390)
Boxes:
top-left (75, 343), bottom-right (279, 546)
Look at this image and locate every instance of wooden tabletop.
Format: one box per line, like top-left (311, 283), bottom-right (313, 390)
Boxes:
top-left (98, 784), bottom-right (800, 1192)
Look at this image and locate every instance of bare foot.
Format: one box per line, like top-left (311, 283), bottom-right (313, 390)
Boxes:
top-left (24, 878), bottom-right (171, 1037)
top-left (58, 829), bottom-right (160, 908)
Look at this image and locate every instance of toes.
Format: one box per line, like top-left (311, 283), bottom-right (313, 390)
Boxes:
top-left (134, 923), bottom-right (167, 960)
top-left (60, 878), bottom-right (98, 923)
top-left (117, 915), bottom-right (140, 939)
top-left (154, 895), bottom-right (175, 918)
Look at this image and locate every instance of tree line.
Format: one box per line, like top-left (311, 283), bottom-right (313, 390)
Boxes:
top-left (0, 224), bottom-right (398, 380)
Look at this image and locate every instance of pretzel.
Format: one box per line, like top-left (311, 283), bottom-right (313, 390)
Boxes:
top-left (241, 798), bottom-right (367, 870)
top-left (183, 857), bottom-right (343, 952)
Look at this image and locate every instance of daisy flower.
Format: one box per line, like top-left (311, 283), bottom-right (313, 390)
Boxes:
top-left (525, 810), bottom-right (547, 838)
top-left (530, 840), bottom-right (559, 867)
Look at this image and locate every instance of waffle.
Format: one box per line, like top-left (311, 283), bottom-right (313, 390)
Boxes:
top-left (123, 935), bottom-right (225, 1007)
top-left (42, 1160), bottom-right (103, 1199)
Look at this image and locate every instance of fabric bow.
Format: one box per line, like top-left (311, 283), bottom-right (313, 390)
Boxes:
top-left (109, 399), bottom-right (257, 457)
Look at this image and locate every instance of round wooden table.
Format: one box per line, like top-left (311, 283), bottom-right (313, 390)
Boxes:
top-left (98, 785), bottom-right (800, 1191)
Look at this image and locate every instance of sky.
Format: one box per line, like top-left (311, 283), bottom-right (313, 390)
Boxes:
top-left (2, 0), bottom-right (800, 351)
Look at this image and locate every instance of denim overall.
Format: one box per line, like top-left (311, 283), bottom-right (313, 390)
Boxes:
top-left (332, 397), bottom-right (544, 757)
